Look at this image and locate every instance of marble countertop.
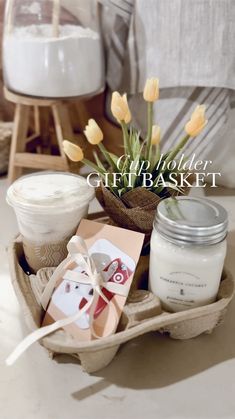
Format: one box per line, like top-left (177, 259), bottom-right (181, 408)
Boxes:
top-left (0, 178), bottom-right (235, 419)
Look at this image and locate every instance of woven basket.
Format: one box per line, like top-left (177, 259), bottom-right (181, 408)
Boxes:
top-left (8, 235), bottom-right (235, 373)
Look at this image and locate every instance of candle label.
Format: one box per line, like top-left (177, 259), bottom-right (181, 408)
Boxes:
top-left (159, 271), bottom-right (208, 310)
top-left (150, 261), bottom-right (222, 312)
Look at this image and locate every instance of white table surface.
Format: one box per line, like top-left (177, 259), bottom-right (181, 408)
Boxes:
top-left (0, 177), bottom-right (235, 419)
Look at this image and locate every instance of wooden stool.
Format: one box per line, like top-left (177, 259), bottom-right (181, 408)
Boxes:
top-left (4, 87), bottom-right (74, 183)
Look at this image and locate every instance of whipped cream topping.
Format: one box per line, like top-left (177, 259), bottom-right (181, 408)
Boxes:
top-left (7, 172), bottom-right (94, 213)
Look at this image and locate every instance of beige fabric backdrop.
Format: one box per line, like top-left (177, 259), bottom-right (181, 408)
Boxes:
top-left (103, 0), bottom-right (235, 187)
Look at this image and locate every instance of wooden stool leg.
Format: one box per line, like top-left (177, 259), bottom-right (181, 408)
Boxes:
top-left (51, 103), bottom-right (72, 170)
top-left (8, 104), bottom-right (30, 183)
top-left (34, 105), bottom-right (40, 135)
top-left (39, 107), bottom-right (51, 153)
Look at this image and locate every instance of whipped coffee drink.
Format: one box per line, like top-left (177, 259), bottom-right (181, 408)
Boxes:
top-left (7, 172), bottom-right (94, 272)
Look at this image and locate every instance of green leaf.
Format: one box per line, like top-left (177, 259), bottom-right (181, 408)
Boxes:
top-left (109, 152), bottom-right (120, 166)
top-left (128, 153), bottom-right (140, 188)
top-left (152, 185), bottom-right (164, 194)
top-left (118, 187), bottom-right (126, 197)
top-left (121, 154), bottom-right (130, 175)
top-left (98, 142), bottom-right (118, 171)
top-left (158, 181), bottom-right (184, 194)
top-left (132, 130), bottom-right (141, 158)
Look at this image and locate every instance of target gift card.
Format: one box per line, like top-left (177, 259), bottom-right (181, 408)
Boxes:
top-left (43, 219), bottom-right (144, 341)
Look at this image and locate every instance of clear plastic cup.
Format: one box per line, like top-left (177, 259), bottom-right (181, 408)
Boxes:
top-left (7, 172), bottom-right (94, 272)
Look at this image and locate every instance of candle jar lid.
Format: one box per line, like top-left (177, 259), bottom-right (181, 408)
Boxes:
top-left (154, 197), bottom-right (228, 245)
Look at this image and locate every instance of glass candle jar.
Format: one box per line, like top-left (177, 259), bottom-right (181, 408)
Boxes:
top-left (149, 197), bottom-right (228, 312)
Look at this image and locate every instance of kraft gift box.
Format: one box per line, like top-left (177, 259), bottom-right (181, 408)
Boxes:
top-left (43, 219), bottom-right (144, 341)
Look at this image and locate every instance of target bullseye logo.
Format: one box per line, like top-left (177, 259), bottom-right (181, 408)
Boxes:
top-left (113, 272), bottom-right (124, 283)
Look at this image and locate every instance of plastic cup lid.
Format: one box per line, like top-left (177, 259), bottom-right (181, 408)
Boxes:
top-left (6, 171), bottom-right (95, 213)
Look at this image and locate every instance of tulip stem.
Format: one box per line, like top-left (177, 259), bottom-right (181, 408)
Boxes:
top-left (154, 134), bottom-right (190, 185)
top-left (150, 144), bottom-right (160, 171)
top-left (156, 144), bottom-right (160, 161)
top-left (121, 122), bottom-right (132, 158)
top-left (98, 143), bottom-right (117, 171)
top-left (163, 134), bottom-right (190, 168)
top-left (83, 158), bottom-right (106, 178)
top-left (146, 102), bottom-right (153, 161)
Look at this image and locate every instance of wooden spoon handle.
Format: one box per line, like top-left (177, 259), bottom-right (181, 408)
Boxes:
top-left (52, 0), bottom-right (60, 38)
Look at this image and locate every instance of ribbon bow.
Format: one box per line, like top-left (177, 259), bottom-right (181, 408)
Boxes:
top-left (6, 236), bottom-right (129, 366)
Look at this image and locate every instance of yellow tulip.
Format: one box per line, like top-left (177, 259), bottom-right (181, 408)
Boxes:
top-left (151, 124), bottom-right (161, 145)
top-left (143, 78), bottom-right (159, 102)
top-left (84, 119), bottom-right (103, 145)
top-left (111, 92), bottom-right (131, 123)
top-left (185, 105), bottom-right (208, 137)
top-left (63, 140), bottom-right (84, 162)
